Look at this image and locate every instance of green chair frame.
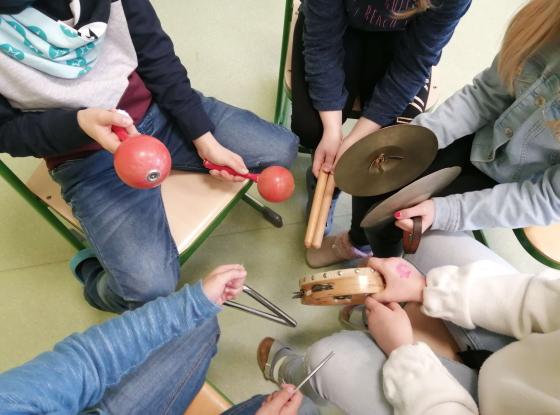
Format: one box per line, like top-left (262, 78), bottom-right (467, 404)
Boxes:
top-left (274, 0), bottom-right (295, 126)
top-left (512, 227), bottom-right (560, 269)
top-left (473, 228), bottom-right (560, 270)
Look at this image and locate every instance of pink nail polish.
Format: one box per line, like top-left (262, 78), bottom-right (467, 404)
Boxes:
top-left (394, 211), bottom-right (401, 218)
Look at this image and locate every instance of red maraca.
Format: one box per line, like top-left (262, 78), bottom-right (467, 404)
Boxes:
top-left (203, 160), bottom-right (295, 203)
top-left (112, 126), bottom-right (171, 189)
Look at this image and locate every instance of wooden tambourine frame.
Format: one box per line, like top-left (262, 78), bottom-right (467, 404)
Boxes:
top-left (294, 267), bottom-right (385, 305)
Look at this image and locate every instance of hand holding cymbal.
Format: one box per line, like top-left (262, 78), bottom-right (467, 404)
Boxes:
top-left (334, 125), bottom-right (438, 197)
top-left (394, 200), bottom-right (435, 233)
top-left (360, 167), bottom-right (462, 254)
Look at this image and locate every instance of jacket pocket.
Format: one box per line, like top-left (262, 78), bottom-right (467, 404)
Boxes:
top-left (492, 73), bottom-right (560, 153)
top-left (544, 96), bottom-right (560, 143)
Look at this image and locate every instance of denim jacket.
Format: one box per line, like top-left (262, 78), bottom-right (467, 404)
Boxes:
top-left (0, 282), bottom-right (220, 414)
top-left (412, 44), bottom-right (560, 231)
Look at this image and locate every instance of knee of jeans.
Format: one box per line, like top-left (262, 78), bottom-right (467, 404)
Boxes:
top-left (118, 260), bottom-right (179, 304)
top-left (270, 130), bottom-right (299, 168)
top-left (129, 279), bottom-right (177, 304)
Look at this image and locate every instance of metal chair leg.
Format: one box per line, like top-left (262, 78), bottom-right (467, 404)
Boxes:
top-left (242, 194), bottom-right (283, 228)
top-left (472, 229), bottom-right (488, 246)
top-left (274, 0), bottom-right (294, 124)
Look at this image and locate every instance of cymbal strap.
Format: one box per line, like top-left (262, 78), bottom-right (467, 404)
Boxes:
top-left (403, 216), bottom-right (422, 254)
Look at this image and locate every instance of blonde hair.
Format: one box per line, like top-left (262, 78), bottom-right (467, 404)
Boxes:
top-left (498, 0), bottom-right (560, 92)
top-left (394, 0), bottom-right (432, 19)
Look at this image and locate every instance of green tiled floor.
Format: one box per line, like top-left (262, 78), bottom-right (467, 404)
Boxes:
top-left (0, 0), bottom-right (540, 413)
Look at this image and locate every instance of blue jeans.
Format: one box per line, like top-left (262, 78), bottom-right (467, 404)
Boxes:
top-left (223, 396), bottom-right (319, 415)
top-left (93, 317), bottom-right (220, 414)
top-left (92, 317), bottom-right (264, 415)
top-left (93, 317), bottom-right (314, 415)
top-left (52, 95), bottom-right (299, 312)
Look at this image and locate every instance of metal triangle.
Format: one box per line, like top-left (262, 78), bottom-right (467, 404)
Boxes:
top-left (224, 284), bottom-right (297, 327)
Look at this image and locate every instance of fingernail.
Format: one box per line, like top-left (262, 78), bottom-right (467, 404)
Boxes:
top-left (394, 211), bottom-right (401, 218)
top-left (120, 116), bottom-right (132, 125)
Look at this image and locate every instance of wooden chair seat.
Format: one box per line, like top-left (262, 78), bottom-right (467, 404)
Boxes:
top-left (27, 162), bottom-right (247, 252)
top-left (515, 224), bottom-right (560, 269)
top-left (184, 382), bottom-right (232, 415)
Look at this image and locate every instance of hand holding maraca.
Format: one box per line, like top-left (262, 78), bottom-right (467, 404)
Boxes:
top-left (78, 108), bottom-right (172, 189)
top-left (194, 132), bottom-right (249, 182)
top-left (112, 124), bottom-right (171, 189)
top-left (77, 108), bottom-right (139, 153)
top-left (203, 160), bottom-right (295, 203)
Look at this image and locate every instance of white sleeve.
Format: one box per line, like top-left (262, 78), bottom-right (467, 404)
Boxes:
top-left (421, 261), bottom-right (560, 338)
top-left (383, 343), bottom-right (478, 415)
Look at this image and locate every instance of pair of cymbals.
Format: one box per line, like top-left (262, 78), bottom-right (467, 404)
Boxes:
top-left (334, 124), bottom-right (438, 197)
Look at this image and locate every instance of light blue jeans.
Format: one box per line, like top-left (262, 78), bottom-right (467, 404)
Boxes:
top-left (278, 231), bottom-right (516, 415)
top-left (93, 317), bottom-right (222, 414)
top-left (52, 95), bottom-right (299, 313)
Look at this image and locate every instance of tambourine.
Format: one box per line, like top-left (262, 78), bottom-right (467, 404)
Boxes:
top-left (294, 267), bottom-right (385, 305)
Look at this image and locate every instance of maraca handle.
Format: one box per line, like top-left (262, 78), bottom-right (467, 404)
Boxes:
top-left (203, 160), bottom-right (259, 182)
top-left (112, 126), bottom-right (129, 142)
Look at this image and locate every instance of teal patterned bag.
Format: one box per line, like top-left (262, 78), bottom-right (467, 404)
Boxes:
top-left (0, 2), bottom-right (109, 79)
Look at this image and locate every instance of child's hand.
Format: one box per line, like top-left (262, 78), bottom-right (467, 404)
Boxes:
top-left (312, 128), bottom-right (342, 177)
top-left (368, 257), bottom-right (426, 303)
top-left (77, 108), bottom-right (139, 153)
top-left (202, 264), bottom-right (246, 305)
top-left (394, 200), bottom-right (435, 233)
top-left (365, 298), bottom-right (413, 356)
top-left (256, 384), bottom-right (303, 415)
top-left (194, 132), bottom-right (248, 182)
top-left (334, 117), bottom-right (381, 164)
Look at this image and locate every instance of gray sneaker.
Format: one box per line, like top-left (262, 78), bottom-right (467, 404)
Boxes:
top-left (306, 231), bottom-right (372, 268)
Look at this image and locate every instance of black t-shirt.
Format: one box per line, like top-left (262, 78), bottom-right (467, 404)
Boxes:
top-left (345, 0), bottom-right (413, 31)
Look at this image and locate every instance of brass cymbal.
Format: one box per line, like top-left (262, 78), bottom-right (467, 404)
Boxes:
top-left (360, 166), bottom-right (462, 228)
top-left (334, 125), bottom-right (438, 196)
